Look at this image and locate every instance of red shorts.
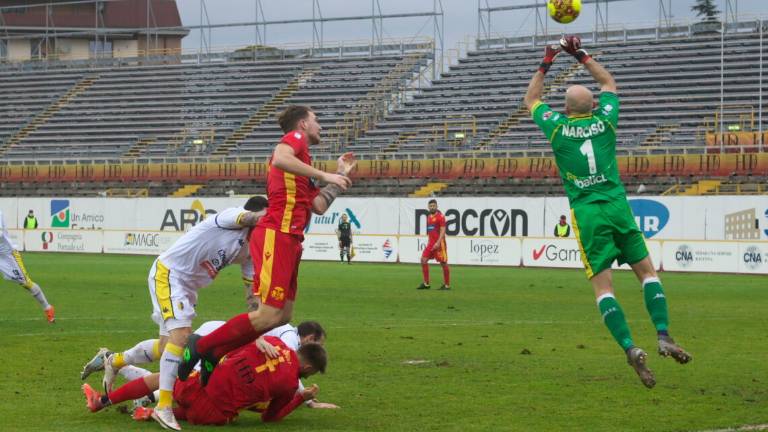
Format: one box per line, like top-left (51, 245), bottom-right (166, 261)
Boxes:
top-left (173, 375), bottom-right (233, 425)
top-left (251, 226), bottom-right (302, 309)
top-left (422, 239), bottom-right (448, 263)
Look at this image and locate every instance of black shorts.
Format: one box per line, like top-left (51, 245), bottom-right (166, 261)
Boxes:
top-left (339, 237), bottom-right (351, 248)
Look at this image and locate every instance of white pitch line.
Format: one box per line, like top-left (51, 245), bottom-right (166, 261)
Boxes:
top-left (694, 424), bottom-right (768, 432)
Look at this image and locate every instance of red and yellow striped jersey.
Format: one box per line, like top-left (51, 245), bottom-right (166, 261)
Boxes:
top-left (426, 211), bottom-right (446, 244)
top-left (258, 131), bottom-right (319, 236)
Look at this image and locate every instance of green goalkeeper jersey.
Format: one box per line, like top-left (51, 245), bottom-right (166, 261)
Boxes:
top-left (531, 92), bottom-right (626, 206)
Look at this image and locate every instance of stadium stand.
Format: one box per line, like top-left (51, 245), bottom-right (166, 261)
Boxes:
top-left (0, 53), bottom-right (428, 160)
top-left (358, 28), bottom-right (768, 154)
top-left (1, 23), bottom-right (767, 197)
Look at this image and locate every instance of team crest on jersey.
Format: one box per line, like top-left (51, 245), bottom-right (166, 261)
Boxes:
top-left (264, 251), bottom-right (272, 261)
top-left (294, 132), bottom-right (302, 140)
top-left (542, 111), bottom-right (553, 121)
top-left (271, 287), bottom-right (285, 302)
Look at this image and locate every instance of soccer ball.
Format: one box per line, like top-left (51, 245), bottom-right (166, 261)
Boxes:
top-left (547, 0), bottom-right (581, 24)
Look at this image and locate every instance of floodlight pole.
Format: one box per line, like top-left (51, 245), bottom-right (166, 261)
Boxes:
top-left (724, 0), bottom-right (738, 33)
top-left (477, 0), bottom-right (491, 42)
top-left (253, 0), bottom-right (265, 46)
top-left (312, 0), bottom-right (323, 51)
top-left (370, 0), bottom-right (383, 54)
top-left (594, 0), bottom-right (609, 42)
top-left (657, 0), bottom-right (672, 35)
top-left (199, 0), bottom-right (212, 59)
top-left (533, 0), bottom-right (547, 45)
top-left (433, 0), bottom-right (444, 79)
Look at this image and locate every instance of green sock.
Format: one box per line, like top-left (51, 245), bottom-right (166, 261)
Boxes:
top-left (597, 294), bottom-right (634, 351)
top-left (643, 277), bottom-right (669, 333)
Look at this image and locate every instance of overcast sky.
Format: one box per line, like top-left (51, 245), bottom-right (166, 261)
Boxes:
top-left (177, 0), bottom-right (768, 52)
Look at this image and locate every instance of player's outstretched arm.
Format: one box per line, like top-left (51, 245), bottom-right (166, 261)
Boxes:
top-left (524, 44), bottom-right (561, 112)
top-left (262, 386), bottom-right (316, 422)
top-left (272, 144), bottom-right (351, 190)
top-left (583, 58), bottom-right (617, 94)
top-left (312, 152), bottom-right (356, 215)
top-left (307, 400), bottom-right (340, 409)
top-left (560, 35), bottom-right (617, 94)
top-left (237, 210), bottom-right (266, 227)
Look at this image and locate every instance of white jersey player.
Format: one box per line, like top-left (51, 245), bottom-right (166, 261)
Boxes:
top-left (97, 196), bottom-right (268, 431)
top-left (0, 209), bottom-right (55, 323)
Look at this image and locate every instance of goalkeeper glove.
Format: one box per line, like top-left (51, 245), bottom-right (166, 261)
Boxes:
top-left (560, 35), bottom-right (592, 64)
top-left (538, 44), bottom-right (561, 74)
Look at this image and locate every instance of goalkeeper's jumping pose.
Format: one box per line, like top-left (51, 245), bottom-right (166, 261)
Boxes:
top-left (523, 35), bottom-right (692, 388)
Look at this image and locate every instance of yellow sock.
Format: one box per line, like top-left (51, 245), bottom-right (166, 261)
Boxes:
top-left (156, 343), bottom-right (185, 409)
top-left (112, 353), bottom-right (126, 369)
top-left (152, 340), bottom-right (162, 360)
top-left (157, 390), bottom-right (173, 409)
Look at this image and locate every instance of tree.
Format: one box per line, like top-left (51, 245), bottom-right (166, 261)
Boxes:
top-left (691, 0), bottom-right (721, 22)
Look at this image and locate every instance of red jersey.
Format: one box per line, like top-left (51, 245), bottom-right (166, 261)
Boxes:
top-left (426, 211), bottom-right (446, 244)
top-left (204, 337), bottom-right (304, 422)
top-left (258, 131), bottom-right (320, 236)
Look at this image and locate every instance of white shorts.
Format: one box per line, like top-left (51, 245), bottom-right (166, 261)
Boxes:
top-left (194, 320), bottom-right (225, 337)
top-left (0, 250), bottom-right (32, 287)
top-left (148, 258), bottom-right (198, 337)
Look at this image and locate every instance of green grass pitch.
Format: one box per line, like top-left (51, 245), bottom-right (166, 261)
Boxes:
top-left (1, 252), bottom-right (766, 431)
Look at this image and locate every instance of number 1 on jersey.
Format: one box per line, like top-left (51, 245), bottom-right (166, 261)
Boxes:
top-left (580, 139), bottom-right (597, 174)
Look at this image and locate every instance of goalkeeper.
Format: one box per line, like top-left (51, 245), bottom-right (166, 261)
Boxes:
top-left (336, 213), bottom-right (353, 264)
top-left (523, 35), bottom-right (692, 388)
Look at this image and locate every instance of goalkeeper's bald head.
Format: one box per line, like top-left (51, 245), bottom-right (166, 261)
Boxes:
top-left (565, 85), bottom-right (594, 116)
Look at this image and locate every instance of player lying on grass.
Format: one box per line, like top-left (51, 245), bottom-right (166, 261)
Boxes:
top-left (0, 209), bottom-right (55, 323)
top-left (82, 320), bottom-right (339, 410)
top-left (82, 339), bottom-right (327, 426)
top-left (90, 196), bottom-right (268, 430)
top-left (524, 35), bottom-right (692, 388)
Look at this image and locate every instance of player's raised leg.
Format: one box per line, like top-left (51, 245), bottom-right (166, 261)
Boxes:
top-left (181, 301), bottom-right (292, 386)
top-left (1, 250), bottom-right (55, 322)
top-left (630, 256), bottom-right (692, 364)
top-left (179, 225), bottom-right (299, 384)
top-left (82, 373), bottom-right (159, 413)
top-left (88, 338), bottom-right (162, 381)
top-left (24, 280), bottom-right (55, 323)
top-left (591, 269), bottom-right (655, 388)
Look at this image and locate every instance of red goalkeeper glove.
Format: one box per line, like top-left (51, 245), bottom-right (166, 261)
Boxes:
top-left (560, 35), bottom-right (592, 64)
top-left (538, 44), bottom-right (561, 74)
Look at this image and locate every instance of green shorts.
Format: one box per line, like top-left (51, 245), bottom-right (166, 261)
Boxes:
top-left (571, 199), bottom-right (649, 279)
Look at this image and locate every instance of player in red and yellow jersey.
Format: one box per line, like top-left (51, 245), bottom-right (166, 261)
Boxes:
top-left (82, 338), bottom-right (327, 426)
top-left (417, 199), bottom-right (450, 290)
top-left (178, 105), bottom-right (356, 392)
